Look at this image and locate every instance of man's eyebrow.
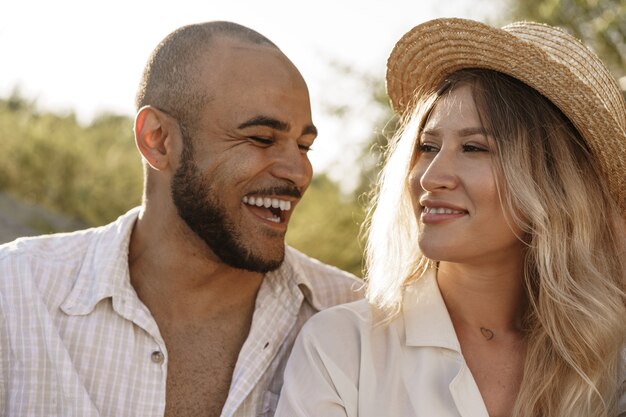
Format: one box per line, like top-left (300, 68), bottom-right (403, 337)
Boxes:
top-left (238, 116), bottom-right (318, 137)
top-left (302, 124), bottom-right (318, 137)
top-left (238, 116), bottom-right (289, 131)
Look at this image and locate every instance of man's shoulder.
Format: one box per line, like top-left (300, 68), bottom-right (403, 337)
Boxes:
top-left (0, 208), bottom-right (138, 298)
top-left (284, 246), bottom-right (364, 308)
top-left (0, 226), bottom-right (100, 265)
top-left (0, 207), bottom-right (139, 265)
top-left (0, 227), bottom-right (104, 315)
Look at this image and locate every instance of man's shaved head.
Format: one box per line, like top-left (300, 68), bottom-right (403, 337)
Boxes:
top-left (135, 21), bottom-right (278, 129)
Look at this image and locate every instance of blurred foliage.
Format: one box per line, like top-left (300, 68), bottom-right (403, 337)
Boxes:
top-left (286, 174), bottom-right (366, 276)
top-left (354, 81), bottom-right (398, 200)
top-left (319, 62), bottom-right (398, 199)
top-left (0, 89), bottom-right (143, 226)
top-left (303, 64), bottom-right (398, 277)
top-left (0, 90), bottom-right (368, 276)
top-left (308, 0), bottom-right (626, 272)
top-left (5, 4), bottom-right (620, 277)
top-left (507, 0), bottom-right (626, 79)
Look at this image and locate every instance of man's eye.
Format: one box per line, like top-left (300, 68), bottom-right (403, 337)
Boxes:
top-left (298, 144), bottom-right (312, 153)
top-left (249, 137), bottom-right (273, 145)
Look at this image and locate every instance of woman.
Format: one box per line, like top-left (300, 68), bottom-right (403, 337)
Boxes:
top-left (275, 18), bottom-right (626, 417)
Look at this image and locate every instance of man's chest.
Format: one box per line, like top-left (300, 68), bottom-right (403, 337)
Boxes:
top-left (160, 318), bottom-right (251, 417)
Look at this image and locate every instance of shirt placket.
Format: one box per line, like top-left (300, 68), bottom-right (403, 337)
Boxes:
top-left (220, 271), bottom-right (302, 417)
top-left (112, 293), bottom-right (168, 417)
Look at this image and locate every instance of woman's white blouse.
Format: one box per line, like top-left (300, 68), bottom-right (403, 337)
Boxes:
top-left (276, 269), bottom-right (626, 417)
top-left (275, 270), bottom-right (490, 417)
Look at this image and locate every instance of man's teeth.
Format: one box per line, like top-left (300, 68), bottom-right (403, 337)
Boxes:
top-left (242, 196), bottom-right (292, 211)
top-left (425, 207), bottom-right (464, 214)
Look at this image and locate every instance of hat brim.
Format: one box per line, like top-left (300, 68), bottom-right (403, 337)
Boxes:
top-left (386, 18), bottom-right (626, 214)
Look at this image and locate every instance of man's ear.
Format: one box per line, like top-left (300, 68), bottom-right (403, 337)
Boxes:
top-left (134, 106), bottom-right (176, 171)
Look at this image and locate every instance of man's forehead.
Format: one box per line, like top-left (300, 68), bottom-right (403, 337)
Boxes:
top-left (191, 35), bottom-right (312, 130)
top-left (209, 35), bottom-right (284, 63)
top-left (200, 38), bottom-right (306, 95)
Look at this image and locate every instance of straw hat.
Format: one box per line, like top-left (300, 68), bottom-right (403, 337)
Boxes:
top-left (386, 18), bottom-right (626, 215)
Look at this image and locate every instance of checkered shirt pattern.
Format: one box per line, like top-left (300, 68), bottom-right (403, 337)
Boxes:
top-left (0, 207), bottom-right (363, 417)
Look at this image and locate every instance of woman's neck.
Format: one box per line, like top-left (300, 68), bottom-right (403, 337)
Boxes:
top-left (436, 261), bottom-right (527, 334)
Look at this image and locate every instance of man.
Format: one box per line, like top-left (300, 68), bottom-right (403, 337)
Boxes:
top-left (0, 22), bottom-right (362, 417)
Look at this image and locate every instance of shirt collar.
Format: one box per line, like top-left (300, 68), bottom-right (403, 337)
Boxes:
top-left (60, 207), bottom-right (140, 316)
top-left (282, 245), bottom-right (361, 311)
top-left (61, 213), bottom-right (345, 316)
top-left (402, 268), bottom-right (461, 351)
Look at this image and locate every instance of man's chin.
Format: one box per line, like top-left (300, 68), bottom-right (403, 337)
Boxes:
top-left (216, 244), bottom-right (286, 273)
top-left (246, 249), bottom-right (285, 273)
top-left (231, 256), bottom-right (284, 274)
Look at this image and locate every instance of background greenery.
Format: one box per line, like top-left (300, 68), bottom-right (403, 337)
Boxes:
top-left (0, 0), bottom-right (623, 277)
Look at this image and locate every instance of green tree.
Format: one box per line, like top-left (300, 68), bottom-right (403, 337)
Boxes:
top-left (293, 65), bottom-right (398, 277)
top-left (0, 91), bottom-right (367, 275)
top-left (286, 174), bottom-right (366, 277)
top-left (0, 94), bottom-right (142, 226)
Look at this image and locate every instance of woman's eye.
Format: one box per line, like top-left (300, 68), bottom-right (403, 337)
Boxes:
top-left (462, 144), bottom-right (489, 152)
top-left (249, 136), bottom-right (273, 145)
top-left (418, 143), bottom-right (439, 153)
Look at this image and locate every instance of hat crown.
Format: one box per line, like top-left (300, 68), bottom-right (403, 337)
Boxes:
top-left (503, 21), bottom-right (626, 131)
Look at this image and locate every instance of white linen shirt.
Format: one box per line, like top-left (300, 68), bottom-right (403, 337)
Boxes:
top-left (276, 269), bottom-right (626, 417)
top-left (0, 207), bottom-right (363, 417)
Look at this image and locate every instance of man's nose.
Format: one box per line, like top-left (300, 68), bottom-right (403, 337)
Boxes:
top-left (269, 142), bottom-right (312, 189)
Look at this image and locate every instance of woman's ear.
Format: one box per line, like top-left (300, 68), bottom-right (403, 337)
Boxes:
top-left (134, 106), bottom-right (174, 171)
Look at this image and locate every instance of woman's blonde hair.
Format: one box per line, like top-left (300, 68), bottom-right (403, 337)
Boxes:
top-left (364, 69), bottom-right (625, 416)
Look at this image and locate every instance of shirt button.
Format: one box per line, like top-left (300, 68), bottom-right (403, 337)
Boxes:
top-left (151, 351), bottom-right (164, 364)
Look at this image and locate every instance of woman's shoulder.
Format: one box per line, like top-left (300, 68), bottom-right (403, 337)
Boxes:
top-left (296, 299), bottom-right (378, 350)
top-left (302, 299), bottom-right (373, 338)
top-left (289, 299), bottom-right (380, 388)
top-left (297, 298), bottom-right (401, 355)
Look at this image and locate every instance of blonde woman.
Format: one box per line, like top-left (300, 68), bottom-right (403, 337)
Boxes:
top-left (275, 18), bottom-right (626, 417)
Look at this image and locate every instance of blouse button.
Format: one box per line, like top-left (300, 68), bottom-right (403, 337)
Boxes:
top-left (151, 350), bottom-right (165, 364)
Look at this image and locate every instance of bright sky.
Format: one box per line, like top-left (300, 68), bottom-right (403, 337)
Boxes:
top-left (1, 0), bottom-right (501, 189)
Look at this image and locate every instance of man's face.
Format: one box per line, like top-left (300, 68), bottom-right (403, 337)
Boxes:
top-left (171, 37), bottom-right (316, 272)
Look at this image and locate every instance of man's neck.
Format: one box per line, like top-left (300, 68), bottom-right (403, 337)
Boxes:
top-left (127, 206), bottom-right (265, 318)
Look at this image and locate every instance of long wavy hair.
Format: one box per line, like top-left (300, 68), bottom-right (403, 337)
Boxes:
top-left (364, 69), bottom-right (625, 416)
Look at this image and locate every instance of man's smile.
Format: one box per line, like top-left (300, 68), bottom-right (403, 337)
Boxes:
top-left (242, 195), bottom-right (293, 224)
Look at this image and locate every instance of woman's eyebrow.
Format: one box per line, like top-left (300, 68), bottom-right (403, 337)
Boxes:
top-left (420, 126), bottom-right (488, 140)
top-left (458, 127), bottom-right (488, 137)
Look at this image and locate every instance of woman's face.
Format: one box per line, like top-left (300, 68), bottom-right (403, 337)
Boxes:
top-left (408, 84), bottom-right (524, 266)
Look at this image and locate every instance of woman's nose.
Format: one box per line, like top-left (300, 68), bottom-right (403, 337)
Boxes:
top-left (417, 150), bottom-right (459, 192)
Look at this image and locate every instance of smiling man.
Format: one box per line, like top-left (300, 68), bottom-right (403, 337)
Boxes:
top-left (0, 22), bottom-right (362, 417)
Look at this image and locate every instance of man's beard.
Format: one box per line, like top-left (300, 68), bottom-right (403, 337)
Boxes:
top-left (170, 133), bottom-right (284, 273)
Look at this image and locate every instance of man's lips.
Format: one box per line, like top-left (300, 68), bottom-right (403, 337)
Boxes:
top-left (242, 195), bottom-right (294, 224)
top-left (243, 195), bottom-right (292, 211)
